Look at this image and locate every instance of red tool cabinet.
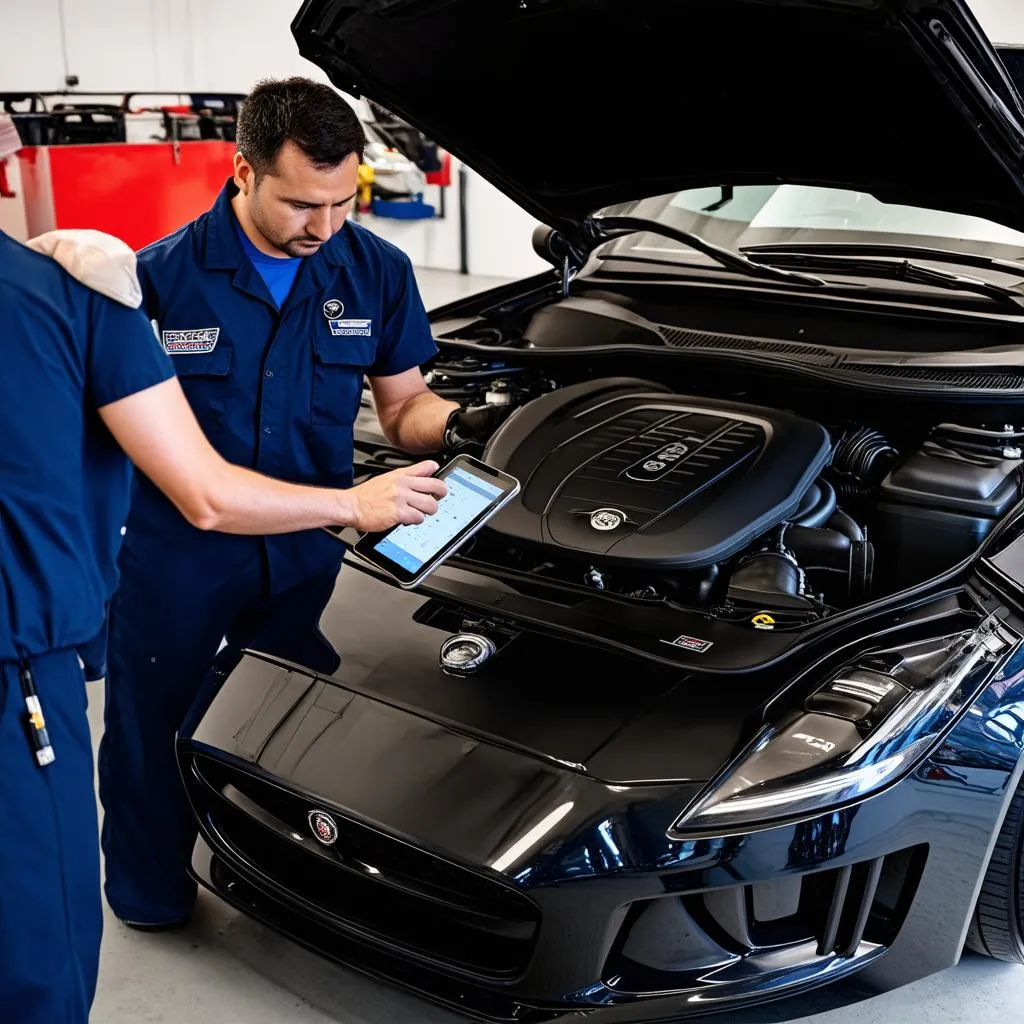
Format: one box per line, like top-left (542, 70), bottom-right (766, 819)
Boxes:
top-left (17, 140), bottom-right (233, 250)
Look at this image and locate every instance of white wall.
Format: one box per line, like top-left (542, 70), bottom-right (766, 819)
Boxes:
top-left (0, 0), bottom-right (337, 93)
top-left (0, 0), bottom-right (546, 278)
top-left (1, 0), bottom-right (64, 92)
top-left (967, 1), bottom-right (1024, 45)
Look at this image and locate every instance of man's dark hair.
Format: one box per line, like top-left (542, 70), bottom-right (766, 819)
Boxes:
top-left (236, 76), bottom-right (366, 180)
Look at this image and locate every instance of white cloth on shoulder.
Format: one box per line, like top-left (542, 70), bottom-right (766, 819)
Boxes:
top-left (26, 229), bottom-right (142, 309)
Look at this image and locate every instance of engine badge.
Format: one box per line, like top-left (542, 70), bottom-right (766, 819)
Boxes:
top-left (589, 508), bottom-right (626, 531)
top-left (308, 809), bottom-right (340, 846)
top-left (440, 633), bottom-right (497, 675)
top-left (623, 440), bottom-right (696, 481)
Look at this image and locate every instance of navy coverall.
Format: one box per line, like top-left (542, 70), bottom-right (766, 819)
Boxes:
top-left (0, 230), bottom-right (175, 1022)
top-left (99, 180), bottom-right (439, 926)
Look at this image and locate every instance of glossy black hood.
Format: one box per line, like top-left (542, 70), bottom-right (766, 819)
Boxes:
top-left (292, 0), bottom-right (1024, 238)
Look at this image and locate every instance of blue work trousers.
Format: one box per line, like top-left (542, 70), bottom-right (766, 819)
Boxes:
top-left (0, 650), bottom-right (102, 1024)
top-left (98, 537), bottom-right (342, 926)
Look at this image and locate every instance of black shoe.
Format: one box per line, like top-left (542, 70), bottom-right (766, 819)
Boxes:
top-left (120, 916), bottom-right (190, 933)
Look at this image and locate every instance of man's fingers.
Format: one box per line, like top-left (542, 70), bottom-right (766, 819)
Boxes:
top-left (405, 460), bottom-right (440, 477)
top-left (407, 494), bottom-right (439, 516)
top-left (408, 476), bottom-right (448, 498)
top-left (397, 507), bottom-right (426, 525)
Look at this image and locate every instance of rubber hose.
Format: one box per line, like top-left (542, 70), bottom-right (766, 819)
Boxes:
top-left (784, 525), bottom-right (851, 565)
top-left (827, 508), bottom-right (864, 543)
top-left (793, 478), bottom-right (837, 529)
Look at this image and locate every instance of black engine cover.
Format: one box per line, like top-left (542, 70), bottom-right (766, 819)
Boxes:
top-left (482, 378), bottom-right (831, 569)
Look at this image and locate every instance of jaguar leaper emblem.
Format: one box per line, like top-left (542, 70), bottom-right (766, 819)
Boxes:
top-left (308, 809), bottom-right (339, 846)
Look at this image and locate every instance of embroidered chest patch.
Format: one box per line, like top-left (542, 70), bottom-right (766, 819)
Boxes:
top-left (327, 318), bottom-right (372, 337)
top-left (162, 328), bottom-right (220, 354)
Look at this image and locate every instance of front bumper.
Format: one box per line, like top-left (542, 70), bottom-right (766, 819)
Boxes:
top-left (178, 651), bottom-right (1024, 1023)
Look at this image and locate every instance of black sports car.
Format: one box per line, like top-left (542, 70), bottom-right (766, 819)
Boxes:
top-left (177, 1), bottom-right (1024, 1020)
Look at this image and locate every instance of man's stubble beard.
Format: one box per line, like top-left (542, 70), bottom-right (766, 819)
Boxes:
top-left (249, 192), bottom-right (323, 257)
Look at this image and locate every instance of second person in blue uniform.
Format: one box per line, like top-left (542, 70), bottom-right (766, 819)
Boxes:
top-left (97, 77), bottom-right (498, 929)
top-left (0, 210), bottom-right (448, 1024)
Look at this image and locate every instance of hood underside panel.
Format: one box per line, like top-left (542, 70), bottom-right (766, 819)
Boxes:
top-left (292, 0), bottom-right (1024, 235)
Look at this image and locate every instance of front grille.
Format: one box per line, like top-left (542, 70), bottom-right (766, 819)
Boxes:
top-left (696, 851), bottom-right (914, 958)
top-left (187, 754), bottom-right (540, 980)
top-left (602, 846), bottom-right (926, 996)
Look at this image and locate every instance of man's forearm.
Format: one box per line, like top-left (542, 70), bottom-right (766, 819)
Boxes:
top-left (100, 377), bottom-right (447, 537)
top-left (196, 461), bottom-right (357, 534)
top-left (100, 377), bottom-right (358, 535)
top-left (381, 391), bottom-right (459, 453)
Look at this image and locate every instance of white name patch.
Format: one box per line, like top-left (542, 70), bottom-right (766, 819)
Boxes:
top-left (328, 318), bottom-right (372, 337)
top-left (162, 327), bottom-right (220, 354)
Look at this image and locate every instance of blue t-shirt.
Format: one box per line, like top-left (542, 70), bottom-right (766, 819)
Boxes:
top-left (234, 219), bottom-right (302, 308)
top-left (0, 231), bottom-right (175, 661)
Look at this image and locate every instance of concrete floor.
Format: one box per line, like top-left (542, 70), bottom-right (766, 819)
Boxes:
top-left (86, 268), bottom-right (1024, 1022)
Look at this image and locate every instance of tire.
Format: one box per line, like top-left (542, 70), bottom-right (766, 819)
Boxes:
top-left (966, 779), bottom-right (1024, 962)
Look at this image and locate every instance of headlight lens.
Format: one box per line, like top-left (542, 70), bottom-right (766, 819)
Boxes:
top-left (669, 617), bottom-right (1017, 839)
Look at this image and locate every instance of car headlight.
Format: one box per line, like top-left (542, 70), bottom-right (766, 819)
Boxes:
top-left (668, 617), bottom-right (1019, 839)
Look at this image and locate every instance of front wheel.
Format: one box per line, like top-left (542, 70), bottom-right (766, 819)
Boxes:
top-left (966, 780), bottom-right (1024, 963)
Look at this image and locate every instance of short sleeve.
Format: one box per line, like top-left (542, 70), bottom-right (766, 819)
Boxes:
top-left (135, 253), bottom-right (162, 323)
top-left (370, 253), bottom-right (439, 377)
top-left (86, 292), bottom-right (176, 408)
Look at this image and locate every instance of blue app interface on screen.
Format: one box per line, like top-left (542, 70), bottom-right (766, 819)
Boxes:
top-left (373, 467), bottom-right (504, 573)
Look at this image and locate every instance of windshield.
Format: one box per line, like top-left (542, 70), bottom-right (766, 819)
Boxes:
top-left (598, 185), bottom-right (1024, 265)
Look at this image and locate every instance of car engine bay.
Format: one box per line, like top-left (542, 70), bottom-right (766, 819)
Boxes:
top-left (416, 347), bottom-right (1024, 632)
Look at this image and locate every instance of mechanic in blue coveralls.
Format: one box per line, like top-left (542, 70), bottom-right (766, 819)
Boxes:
top-left (98, 76), bottom-right (502, 931)
top-left (0, 143), bottom-right (452, 1024)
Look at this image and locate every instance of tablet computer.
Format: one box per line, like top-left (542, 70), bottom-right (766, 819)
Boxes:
top-left (352, 455), bottom-right (520, 589)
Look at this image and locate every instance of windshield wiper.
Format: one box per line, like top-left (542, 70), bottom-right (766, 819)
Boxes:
top-left (583, 215), bottom-right (828, 290)
top-left (741, 241), bottom-right (1024, 279)
top-left (740, 250), bottom-right (1024, 310)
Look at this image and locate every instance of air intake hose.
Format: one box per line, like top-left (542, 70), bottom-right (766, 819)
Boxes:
top-left (792, 479), bottom-right (838, 529)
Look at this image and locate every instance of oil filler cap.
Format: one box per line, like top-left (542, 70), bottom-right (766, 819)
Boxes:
top-left (440, 633), bottom-right (497, 676)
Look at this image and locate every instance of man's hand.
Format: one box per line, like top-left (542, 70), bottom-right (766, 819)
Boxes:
top-left (443, 403), bottom-right (512, 456)
top-left (347, 461), bottom-right (448, 532)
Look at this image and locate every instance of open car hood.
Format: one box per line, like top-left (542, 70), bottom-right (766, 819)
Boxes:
top-left (292, 0), bottom-right (1024, 240)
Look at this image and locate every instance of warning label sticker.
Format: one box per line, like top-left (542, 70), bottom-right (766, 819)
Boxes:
top-left (659, 634), bottom-right (714, 653)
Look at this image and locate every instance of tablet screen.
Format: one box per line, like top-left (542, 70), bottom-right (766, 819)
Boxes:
top-left (371, 465), bottom-right (505, 574)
